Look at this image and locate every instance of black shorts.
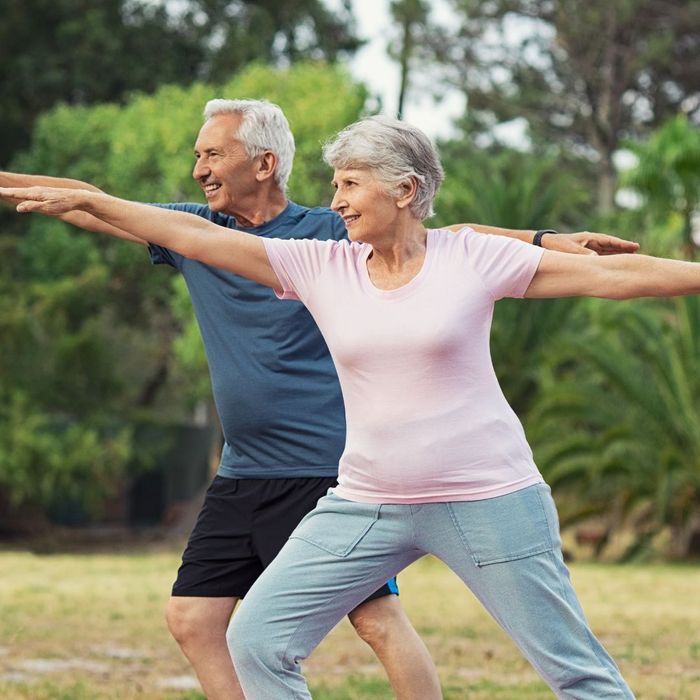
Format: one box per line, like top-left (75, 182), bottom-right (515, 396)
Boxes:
top-left (172, 475), bottom-right (398, 601)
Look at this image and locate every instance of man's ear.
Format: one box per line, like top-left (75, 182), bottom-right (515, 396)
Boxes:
top-left (256, 151), bottom-right (278, 183)
top-left (396, 176), bottom-right (418, 210)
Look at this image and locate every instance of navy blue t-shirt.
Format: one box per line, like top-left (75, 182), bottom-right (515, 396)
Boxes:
top-left (149, 201), bottom-right (348, 479)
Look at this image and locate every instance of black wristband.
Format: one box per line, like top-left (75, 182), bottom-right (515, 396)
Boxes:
top-left (533, 229), bottom-right (558, 246)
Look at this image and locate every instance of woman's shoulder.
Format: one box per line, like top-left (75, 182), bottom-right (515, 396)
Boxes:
top-left (430, 225), bottom-right (476, 239)
top-left (428, 226), bottom-right (477, 256)
top-left (274, 236), bottom-right (366, 264)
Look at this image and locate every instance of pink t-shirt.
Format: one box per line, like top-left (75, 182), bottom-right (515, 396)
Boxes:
top-left (263, 227), bottom-right (545, 504)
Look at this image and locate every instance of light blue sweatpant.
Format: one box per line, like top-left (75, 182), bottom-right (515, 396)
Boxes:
top-left (228, 484), bottom-right (634, 699)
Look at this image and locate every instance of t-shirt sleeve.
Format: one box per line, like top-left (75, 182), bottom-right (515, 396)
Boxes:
top-left (462, 227), bottom-right (544, 300)
top-left (263, 237), bottom-right (333, 302)
top-left (145, 203), bottom-right (184, 269)
top-left (146, 203), bottom-right (213, 269)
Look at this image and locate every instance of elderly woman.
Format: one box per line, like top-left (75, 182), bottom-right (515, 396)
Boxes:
top-left (4, 116), bottom-right (696, 698)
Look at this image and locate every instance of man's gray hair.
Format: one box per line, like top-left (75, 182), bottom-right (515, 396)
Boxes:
top-left (322, 116), bottom-right (444, 220)
top-left (203, 99), bottom-right (295, 192)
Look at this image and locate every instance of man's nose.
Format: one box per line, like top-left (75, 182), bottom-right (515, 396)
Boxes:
top-left (192, 159), bottom-right (209, 180)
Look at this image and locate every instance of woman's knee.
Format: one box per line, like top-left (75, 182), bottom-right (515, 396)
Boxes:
top-left (227, 608), bottom-right (268, 664)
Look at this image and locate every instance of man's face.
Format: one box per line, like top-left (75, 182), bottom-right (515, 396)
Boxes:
top-left (192, 113), bottom-right (261, 214)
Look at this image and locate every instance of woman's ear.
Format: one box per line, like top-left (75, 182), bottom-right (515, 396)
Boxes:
top-left (396, 177), bottom-right (418, 210)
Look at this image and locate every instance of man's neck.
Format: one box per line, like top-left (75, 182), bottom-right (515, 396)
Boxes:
top-left (223, 189), bottom-right (289, 228)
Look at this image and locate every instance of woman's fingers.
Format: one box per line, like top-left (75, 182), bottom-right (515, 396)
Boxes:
top-left (0, 186), bottom-right (78, 216)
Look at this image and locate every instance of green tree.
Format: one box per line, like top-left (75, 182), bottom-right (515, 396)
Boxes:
top-left (0, 0), bottom-right (361, 166)
top-left (431, 0), bottom-right (700, 213)
top-left (623, 115), bottom-right (700, 254)
top-left (0, 0), bottom-right (201, 166)
top-left (192, 0), bottom-right (361, 82)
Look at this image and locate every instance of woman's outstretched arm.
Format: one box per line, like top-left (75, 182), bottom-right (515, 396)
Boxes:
top-left (525, 249), bottom-right (700, 300)
top-left (0, 186), bottom-right (281, 291)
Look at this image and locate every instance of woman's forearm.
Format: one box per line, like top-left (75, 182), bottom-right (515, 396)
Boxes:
top-left (527, 251), bottom-right (700, 299)
top-left (605, 254), bottom-right (700, 299)
top-left (82, 191), bottom-right (218, 259)
top-left (79, 192), bottom-right (278, 287)
top-left (0, 185), bottom-right (280, 289)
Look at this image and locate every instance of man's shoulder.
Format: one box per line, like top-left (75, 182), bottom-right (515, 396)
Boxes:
top-left (157, 202), bottom-right (231, 225)
top-left (284, 202), bottom-right (347, 242)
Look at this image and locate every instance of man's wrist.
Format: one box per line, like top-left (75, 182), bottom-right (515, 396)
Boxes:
top-left (533, 229), bottom-right (558, 246)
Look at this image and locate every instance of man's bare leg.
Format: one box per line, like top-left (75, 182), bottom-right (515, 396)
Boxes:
top-left (349, 595), bottom-right (442, 700)
top-left (167, 592), bottom-right (440, 700)
top-left (166, 595), bottom-right (243, 700)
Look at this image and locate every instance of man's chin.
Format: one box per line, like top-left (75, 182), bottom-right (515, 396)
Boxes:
top-left (206, 196), bottom-right (225, 212)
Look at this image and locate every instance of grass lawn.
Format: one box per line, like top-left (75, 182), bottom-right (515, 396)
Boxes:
top-left (0, 545), bottom-right (698, 699)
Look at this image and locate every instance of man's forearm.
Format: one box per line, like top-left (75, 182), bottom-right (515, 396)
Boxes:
top-left (444, 222), bottom-right (534, 242)
top-left (466, 223), bottom-right (535, 243)
top-left (0, 171), bottom-right (146, 244)
top-left (0, 171), bottom-right (103, 194)
top-left (445, 222), bottom-right (638, 256)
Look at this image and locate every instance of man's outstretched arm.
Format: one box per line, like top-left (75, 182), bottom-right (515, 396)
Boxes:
top-left (448, 223), bottom-right (640, 256)
top-left (0, 171), bottom-right (146, 244)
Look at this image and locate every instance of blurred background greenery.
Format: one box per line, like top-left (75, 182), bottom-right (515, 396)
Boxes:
top-left (1, 0), bottom-right (699, 561)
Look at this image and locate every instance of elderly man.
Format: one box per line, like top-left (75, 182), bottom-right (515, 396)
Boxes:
top-left (0, 99), bottom-right (637, 700)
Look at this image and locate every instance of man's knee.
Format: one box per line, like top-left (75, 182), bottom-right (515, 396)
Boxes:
top-left (348, 595), bottom-right (403, 649)
top-left (166, 597), bottom-right (199, 645)
top-left (166, 596), bottom-right (235, 647)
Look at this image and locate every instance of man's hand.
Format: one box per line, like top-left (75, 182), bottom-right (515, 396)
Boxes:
top-left (0, 186), bottom-right (94, 217)
top-left (451, 223), bottom-right (640, 255)
top-left (544, 231), bottom-right (640, 256)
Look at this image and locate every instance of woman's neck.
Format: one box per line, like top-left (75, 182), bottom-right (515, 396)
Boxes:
top-left (366, 220), bottom-right (428, 290)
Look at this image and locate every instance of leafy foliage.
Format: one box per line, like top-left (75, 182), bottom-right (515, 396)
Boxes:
top-left (530, 297), bottom-right (700, 558)
top-left (623, 115), bottom-right (700, 252)
top-left (434, 141), bottom-right (593, 231)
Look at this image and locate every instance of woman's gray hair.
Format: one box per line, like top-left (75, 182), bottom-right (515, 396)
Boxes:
top-left (203, 99), bottom-right (295, 192)
top-left (322, 116), bottom-right (444, 219)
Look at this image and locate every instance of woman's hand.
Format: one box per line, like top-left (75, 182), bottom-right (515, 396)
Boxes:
top-left (0, 186), bottom-right (95, 216)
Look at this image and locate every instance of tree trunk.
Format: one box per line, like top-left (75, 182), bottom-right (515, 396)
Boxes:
top-left (397, 15), bottom-right (412, 119)
top-left (597, 154), bottom-right (616, 215)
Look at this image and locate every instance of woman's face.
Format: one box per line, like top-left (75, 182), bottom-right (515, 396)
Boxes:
top-left (330, 167), bottom-right (402, 242)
